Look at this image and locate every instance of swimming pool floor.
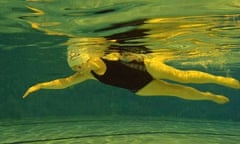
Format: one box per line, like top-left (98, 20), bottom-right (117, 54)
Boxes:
top-left (1, 117), bottom-right (240, 144)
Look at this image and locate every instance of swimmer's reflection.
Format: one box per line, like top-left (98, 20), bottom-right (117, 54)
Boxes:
top-left (22, 37), bottom-right (240, 104)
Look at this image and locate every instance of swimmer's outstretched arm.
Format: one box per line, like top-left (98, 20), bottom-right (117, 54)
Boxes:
top-left (22, 72), bottom-right (91, 99)
top-left (22, 57), bottom-right (105, 99)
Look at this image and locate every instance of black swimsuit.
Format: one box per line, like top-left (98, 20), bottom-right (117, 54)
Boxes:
top-left (91, 59), bottom-right (153, 92)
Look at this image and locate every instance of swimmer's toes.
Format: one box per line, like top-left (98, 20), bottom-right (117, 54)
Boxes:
top-left (229, 78), bottom-right (240, 89)
top-left (237, 80), bottom-right (240, 89)
top-left (214, 95), bottom-right (229, 104)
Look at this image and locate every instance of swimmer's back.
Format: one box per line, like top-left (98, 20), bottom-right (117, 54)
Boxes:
top-left (91, 59), bottom-right (153, 92)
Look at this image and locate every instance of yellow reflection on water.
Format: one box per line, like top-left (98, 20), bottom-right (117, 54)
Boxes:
top-left (21, 1), bottom-right (240, 71)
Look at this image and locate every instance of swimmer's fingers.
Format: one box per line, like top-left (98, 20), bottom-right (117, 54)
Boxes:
top-left (22, 84), bottom-right (41, 99)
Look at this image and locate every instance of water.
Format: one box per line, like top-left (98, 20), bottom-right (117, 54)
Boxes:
top-left (1, 117), bottom-right (240, 144)
top-left (1, 0), bottom-right (240, 143)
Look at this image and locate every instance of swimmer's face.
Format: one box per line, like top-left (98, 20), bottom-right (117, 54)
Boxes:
top-left (67, 49), bottom-right (90, 71)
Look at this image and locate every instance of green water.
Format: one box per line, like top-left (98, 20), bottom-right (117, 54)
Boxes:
top-left (1, 0), bottom-right (240, 143)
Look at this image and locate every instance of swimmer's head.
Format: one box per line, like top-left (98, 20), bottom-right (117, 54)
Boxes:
top-left (67, 47), bottom-right (90, 69)
top-left (66, 37), bottom-right (113, 70)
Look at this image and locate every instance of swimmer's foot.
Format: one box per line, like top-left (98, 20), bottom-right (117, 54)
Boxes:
top-left (211, 94), bottom-right (230, 104)
top-left (229, 78), bottom-right (240, 89)
top-left (218, 77), bottom-right (240, 89)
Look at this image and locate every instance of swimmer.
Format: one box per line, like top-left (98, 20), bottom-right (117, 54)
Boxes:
top-left (22, 38), bottom-right (240, 104)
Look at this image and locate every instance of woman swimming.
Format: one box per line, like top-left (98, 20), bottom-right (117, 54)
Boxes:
top-left (22, 37), bottom-right (240, 104)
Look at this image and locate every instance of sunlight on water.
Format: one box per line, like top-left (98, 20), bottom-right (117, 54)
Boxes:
top-left (1, 0), bottom-right (240, 74)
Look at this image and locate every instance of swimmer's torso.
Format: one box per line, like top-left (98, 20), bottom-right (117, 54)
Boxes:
top-left (91, 59), bottom-right (153, 92)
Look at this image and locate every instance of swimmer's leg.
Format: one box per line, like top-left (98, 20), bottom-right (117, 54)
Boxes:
top-left (136, 80), bottom-right (229, 104)
top-left (145, 57), bottom-right (240, 89)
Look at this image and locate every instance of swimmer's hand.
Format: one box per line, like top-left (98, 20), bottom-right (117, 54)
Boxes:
top-left (22, 84), bottom-right (41, 99)
top-left (22, 72), bottom-right (91, 99)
